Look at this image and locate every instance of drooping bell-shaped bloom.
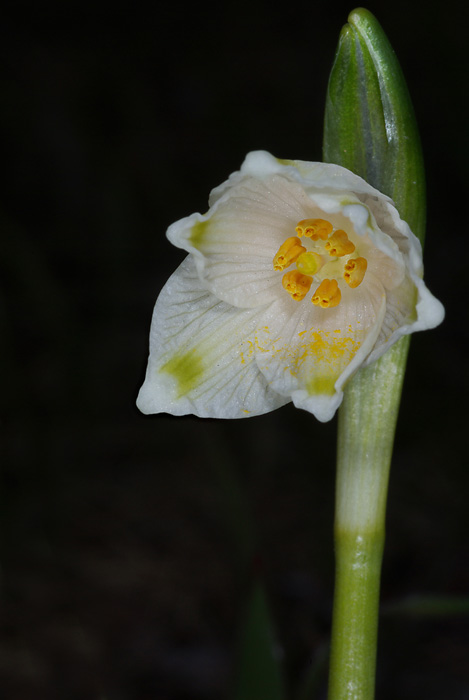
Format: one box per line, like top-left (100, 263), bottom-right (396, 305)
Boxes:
top-left (137, 151), bottom-right (444, 422)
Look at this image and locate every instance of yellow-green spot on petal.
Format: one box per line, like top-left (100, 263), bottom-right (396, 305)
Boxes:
top-left (299, 331), bottom-right (362, 396)
top-left (340, 197), bottom-right (360, 208)
top-left (161, 349), bottom-right (205, 397)
top-left (306, 375), bottom-right (336, 396)
top-left (190, 219), bottom-right (210, 250)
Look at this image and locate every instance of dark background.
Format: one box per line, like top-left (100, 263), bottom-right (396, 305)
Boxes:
top-left (1, 1), bottom-right (467, 698)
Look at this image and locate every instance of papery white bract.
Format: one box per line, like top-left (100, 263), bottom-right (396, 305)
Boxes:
top-left (137, 151), bottom-right (444, 422)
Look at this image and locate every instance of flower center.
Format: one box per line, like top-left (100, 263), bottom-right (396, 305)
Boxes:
top-left (273, 218), bottom-right (367, 306)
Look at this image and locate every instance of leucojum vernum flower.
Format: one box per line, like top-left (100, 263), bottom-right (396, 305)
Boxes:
top-left (137, 150), bottom-right (444, 422)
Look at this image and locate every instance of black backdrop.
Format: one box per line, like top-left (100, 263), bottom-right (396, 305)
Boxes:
top-left (1, 1), bottom-right (468, 698)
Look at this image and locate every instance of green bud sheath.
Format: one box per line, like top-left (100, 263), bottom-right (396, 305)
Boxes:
top-left (324, 8), bottom-right (426, 242)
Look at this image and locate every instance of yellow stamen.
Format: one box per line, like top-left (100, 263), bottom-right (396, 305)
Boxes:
top-left (344, 256), bottom-right (367, 288)
top-left (325, 230), bottom-right (355, 257)
top-left (282, 270), bottom-right (313, 301)
top-left (312, 279), bottom-right (342, 308)
top-left (273, 237), bottom-right (306, 271)
top-left (295, 218), bottom-right (333, 240)
top-left (296, 251), bottom-right (324, 276)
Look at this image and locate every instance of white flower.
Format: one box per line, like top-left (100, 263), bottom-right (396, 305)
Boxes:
top-left (137, 151), bottom-right (444, 422)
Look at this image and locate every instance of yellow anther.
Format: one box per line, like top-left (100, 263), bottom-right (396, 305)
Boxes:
top-left (325, 230), bottom-right (355, 257)
top-left (273, 237), bottom-right (307, 271)
top-left (295, 251), bottom-right (324, 276)
top-left (282, 270), bottom-right (313, 301)
top-left (312, 279), bottom-right (342, 308)
top-left (344, 257), bottom-right (368, 288)
top-left (295, 218), bottom-right (333, 240)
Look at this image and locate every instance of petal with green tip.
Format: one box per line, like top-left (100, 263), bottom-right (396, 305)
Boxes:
top-left (137, 151), bottom-right (443, 422)
top-left (136, 257), bottom-right (288, 418)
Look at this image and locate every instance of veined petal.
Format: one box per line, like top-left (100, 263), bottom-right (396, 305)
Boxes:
top-left (362, 238), bottom-right (404, 290)
top-left (136, 257), bottom-right (288, 418)
top-left (229, 151), bottom-right (424, 270)
top-left (167, 175), bottom-right (322, 308)
top-left (253, 277), bottom-right (386, 422)
top-left (236, 150), bottom-right (395, 203)
top-left (366, 269), bottom-right (444, 366)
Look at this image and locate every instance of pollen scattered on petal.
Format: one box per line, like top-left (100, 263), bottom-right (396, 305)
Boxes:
top-left (312, 279), bottom-right (342, 308)
top-left (295, 218), bottom-right (333, 240)
top-left (296, 251), bottom-right (323, 276)
top-left (344, 257), bottom-right (368, 288)
top-left (325, 230), bottom-right (355, 257)
top-left (273, 237), bottom-right (307, 271)
top-left (282, 270), bottom-right (313, 301)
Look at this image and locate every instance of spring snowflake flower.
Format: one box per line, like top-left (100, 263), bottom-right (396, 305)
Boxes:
top-left (137, 151), bottom-right (444, 421)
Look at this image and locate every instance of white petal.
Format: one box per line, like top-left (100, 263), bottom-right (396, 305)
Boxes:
top-left (238, 150), bottom-right (395, 203)
top-left (167, 175), bottom-right (321, 308)
top-left (253, 278), bottom-right (386, 422)
top-left (363, 238), bottom-right (405, 290)
top-left (136, 257), bottom-right (288, 418)
top-left (366, 271), bottom-right (445, 366)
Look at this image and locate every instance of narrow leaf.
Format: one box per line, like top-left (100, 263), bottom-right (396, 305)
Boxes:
top-left (232, 580), bottom-right (286, 700)
top-left (382, 595), bottom-right (469, 618)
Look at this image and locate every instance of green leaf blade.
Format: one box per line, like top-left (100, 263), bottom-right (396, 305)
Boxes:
top-left (232, 581), bottom-right (286, 700)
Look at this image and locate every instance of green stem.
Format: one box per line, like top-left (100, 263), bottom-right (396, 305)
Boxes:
top-left (328, 532), bottom-right (383, 700)
top-left (327, 336), bottom-right (410, 700)
top-left (323, 9), bottom-right (426, 697)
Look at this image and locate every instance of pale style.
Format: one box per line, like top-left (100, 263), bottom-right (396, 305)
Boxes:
top-left (137, 151), bottom-right (444, 421)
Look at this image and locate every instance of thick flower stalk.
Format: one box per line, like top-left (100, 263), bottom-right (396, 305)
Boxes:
top-left (322, 8), bottom-right (442, 699)
top-left (137, 150), bottom-right (443, 421)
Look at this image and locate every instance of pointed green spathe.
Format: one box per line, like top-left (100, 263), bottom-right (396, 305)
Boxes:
top-left (324, 8), bottom-right (426, 242)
